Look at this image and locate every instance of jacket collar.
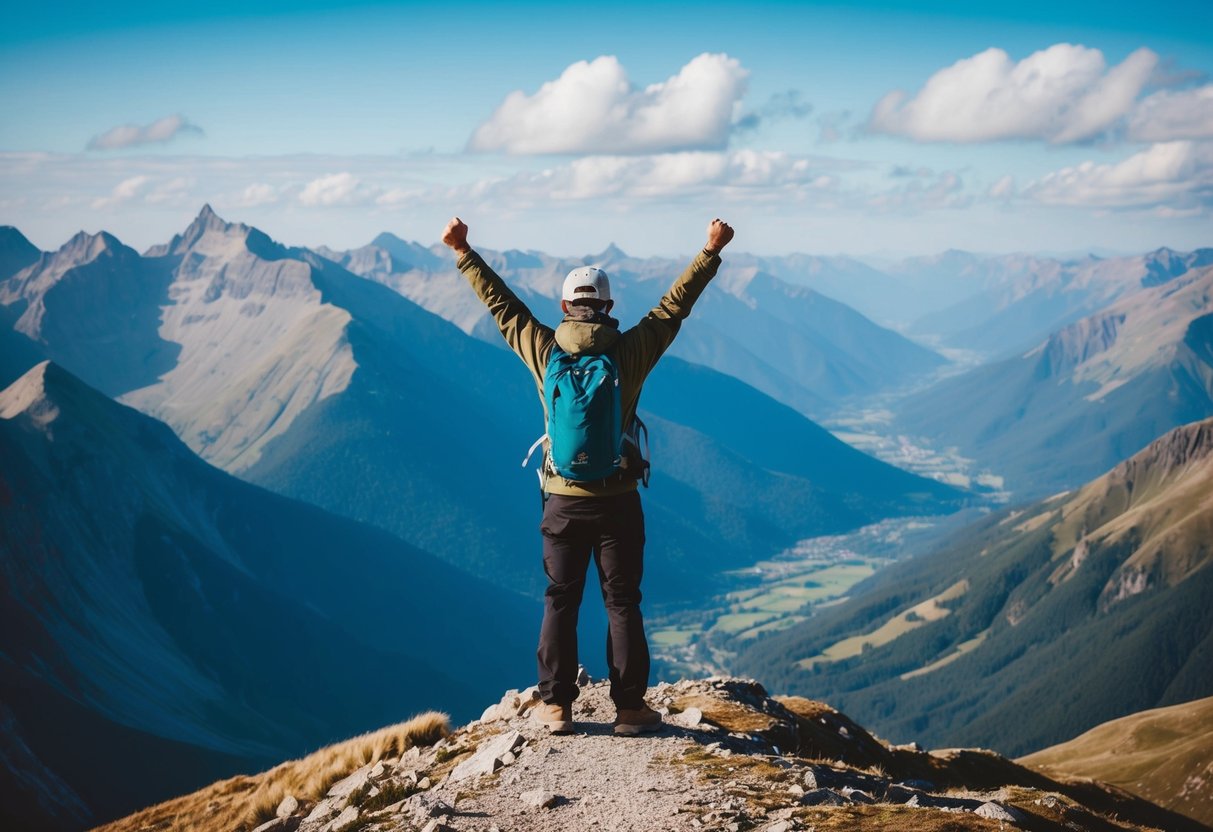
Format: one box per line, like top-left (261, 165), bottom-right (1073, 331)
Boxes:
top-left (554, 306), bottom-right (620, 354)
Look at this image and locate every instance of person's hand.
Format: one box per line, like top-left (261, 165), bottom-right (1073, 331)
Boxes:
top-left (706, 218), bottom-right (734, 253)
top-left (442, 216), bottom-right (470, 254)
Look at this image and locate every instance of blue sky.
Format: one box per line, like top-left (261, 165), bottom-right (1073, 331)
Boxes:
top-left (2, 1), bottom-right (1211, 256)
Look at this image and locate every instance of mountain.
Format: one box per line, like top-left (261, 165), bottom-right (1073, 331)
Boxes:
top-left (0, 226), bottom-right (40, 280)
top-left (0, 208), bottom-right (963, 606)
top-left (896, 247), bottom-right (1213, 357)
top-left (895, 264), bottom-right (1213, 496)
top-left (0, 229), bottom-right (179, 395)
top-left (0, 361), bottom-right (534, 830)
top-left (729, 250), bottom-right (913, 326)
top-left (1020, 696), bottom-right (1213, 827)
top-left (329, 237), bottom-right (945, 417)
top-left (735, 417), bottom-right (1213, 758)
top-left (100, 677), bottom-right (1206, 832)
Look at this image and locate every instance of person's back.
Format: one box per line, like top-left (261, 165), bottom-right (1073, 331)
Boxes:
top-left (442, 215), bottom-right (734, 733)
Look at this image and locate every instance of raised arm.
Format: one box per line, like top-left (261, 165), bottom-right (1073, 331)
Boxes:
top-left (442, 216), bottom-right (554, 383)
top-left (620, 218), bottom-right (734, 373)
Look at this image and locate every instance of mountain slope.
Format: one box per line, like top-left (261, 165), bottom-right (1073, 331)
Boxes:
top-left (895, 264), bottom-right (1213, 496)
top-left (1020, 696), bottom-right (1213, 827)
top-left (0, 362), bottom-right (533, 829)
top-left (735, 417), bottom-right (1213, 758)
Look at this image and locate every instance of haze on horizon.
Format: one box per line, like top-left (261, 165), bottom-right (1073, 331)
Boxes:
top-left (1, 0), bottom-right (1211, 258)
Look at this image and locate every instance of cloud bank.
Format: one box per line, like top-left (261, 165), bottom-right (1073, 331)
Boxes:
top-left (869, 45), bottom-right (1159, 143)
top-left (468, 53), bottom-right (749, 155)
top-left (87, 114), bottom-right (204, 150)
top-left (1127, 84), bottom-right (1213, 141)
top-left (1025, 141), bottom-right (1213, 209)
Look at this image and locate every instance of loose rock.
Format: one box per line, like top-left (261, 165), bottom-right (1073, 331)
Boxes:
top-left (520, 788), bottom-right (560, 809)
top-left (276, 795), bottom-right (299, 818)
top-left (449, 730), bottom-right (525, 782)
top-left (976, 801), bottom-right (1023, 822)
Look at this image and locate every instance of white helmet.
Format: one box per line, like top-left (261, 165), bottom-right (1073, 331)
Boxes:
top-left (561, 266), bottom-right (611, 303)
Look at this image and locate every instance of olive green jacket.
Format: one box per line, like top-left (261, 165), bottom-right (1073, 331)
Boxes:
top-left (456, 248), bottom-right (722, 496)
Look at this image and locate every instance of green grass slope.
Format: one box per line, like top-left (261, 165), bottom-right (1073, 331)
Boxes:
top-left (735, 417), bottom-right (1213, 758)
top-left (1020, 696), bottom-right (1213, 827)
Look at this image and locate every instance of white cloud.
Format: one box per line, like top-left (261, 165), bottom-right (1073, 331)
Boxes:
top-left (91, 175), bottom-right (151, 209)
top-left (1128, 84), bottom-right (1213, 141)
top-left (1025, 141), bottom-right (1213, 209)
top-left (456, 150), bottom-right (836, 203)
top-left (146, 176), bottom-right (195, 205)
top-left (869, 44), bottom-right (1158, 144)
top-left (468, 53), bottom-right (749, 155)
top-left (988, 174), bottom-right (1017, 199)
top-left (87, 115), bottom-right (204, 151)
top-left (298, 172), bottom-right (378, 207)
top-left (866, 170), bottom-right (970, 211)
top-left (234, 182), bottom-right (280, 207)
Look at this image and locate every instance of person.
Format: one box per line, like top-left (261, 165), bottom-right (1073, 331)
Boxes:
top-left (441, 215), bottom-right (734, 735)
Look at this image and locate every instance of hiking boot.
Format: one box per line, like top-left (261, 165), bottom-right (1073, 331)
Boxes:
top-left (533, 702), bottom-right (574, 734)
top-left (614, 703), bottom-right (663, 735)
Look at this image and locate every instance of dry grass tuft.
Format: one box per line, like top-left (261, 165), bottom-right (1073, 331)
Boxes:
top-left (679, 747), bottom-right (791, 786)
top-left (674, 694), bottom-right (777, 735)
top-left (93, 712), bottom-right (448, 832)
top-left (796, 804), bottom-right (1008, 830)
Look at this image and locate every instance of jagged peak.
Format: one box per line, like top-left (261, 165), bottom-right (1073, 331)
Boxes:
top-left (1111, 416), bottom-right (1213, 481)
top-left (597, 242), bottom-right (627, 260)
top-left (147, 203), bottom-right (288, 260)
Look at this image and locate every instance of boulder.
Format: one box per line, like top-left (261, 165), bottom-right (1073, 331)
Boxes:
top-left (326, 765), bottom-right (371, 799)
top-left (450, 730), bottom-right (525, 781)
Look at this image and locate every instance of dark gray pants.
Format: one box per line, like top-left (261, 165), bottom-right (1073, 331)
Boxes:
top-left (537, 491), bottom-right (649, 709)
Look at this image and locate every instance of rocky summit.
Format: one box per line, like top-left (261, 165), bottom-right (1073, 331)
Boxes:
top-left (124, 676), bottom-right (1208, 832)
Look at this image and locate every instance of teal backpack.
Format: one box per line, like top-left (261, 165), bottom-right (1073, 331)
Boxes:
top-left (522, 347), bottom-right (651, 485)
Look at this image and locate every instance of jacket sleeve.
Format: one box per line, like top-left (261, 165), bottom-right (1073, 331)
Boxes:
top-left (456, 249), bottom-right (555, 383)
top-left (620, 248), bottom-right (722, 378)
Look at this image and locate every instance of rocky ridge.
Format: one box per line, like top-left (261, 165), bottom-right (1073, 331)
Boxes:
top-left (204, 677), bottom-right (1204, 832)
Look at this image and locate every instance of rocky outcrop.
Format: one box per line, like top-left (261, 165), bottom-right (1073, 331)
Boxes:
top-left (168, 676), bottom-right (1208, 832)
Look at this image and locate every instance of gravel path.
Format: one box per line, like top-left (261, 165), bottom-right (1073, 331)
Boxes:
top-left (424, 681), bottom-right (720, 832)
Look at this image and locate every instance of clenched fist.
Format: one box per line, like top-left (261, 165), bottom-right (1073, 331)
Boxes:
top-left (442, 216), bottom-right (470, 254)
top-left (706, 218), bottom-right (734, 253)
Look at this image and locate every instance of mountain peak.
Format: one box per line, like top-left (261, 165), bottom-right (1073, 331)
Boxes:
top-left (57, 229), bottom-right (125, 261)
top-left (101, 675), bottom-right (1201, 832)
top-left (0, 360), bottom-right (60, 422)
top-left (597, 242), bottom-right (627, 260)
top-left (147, 203), bottom-right (264, 258)
top-left (0, 225), bottom-right (42, 279)
top-left (370, 231), bottom-right (407, 249)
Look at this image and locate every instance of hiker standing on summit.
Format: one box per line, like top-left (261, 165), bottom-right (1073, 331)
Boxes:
top-left (442, 216), bottom-right (734, 735)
